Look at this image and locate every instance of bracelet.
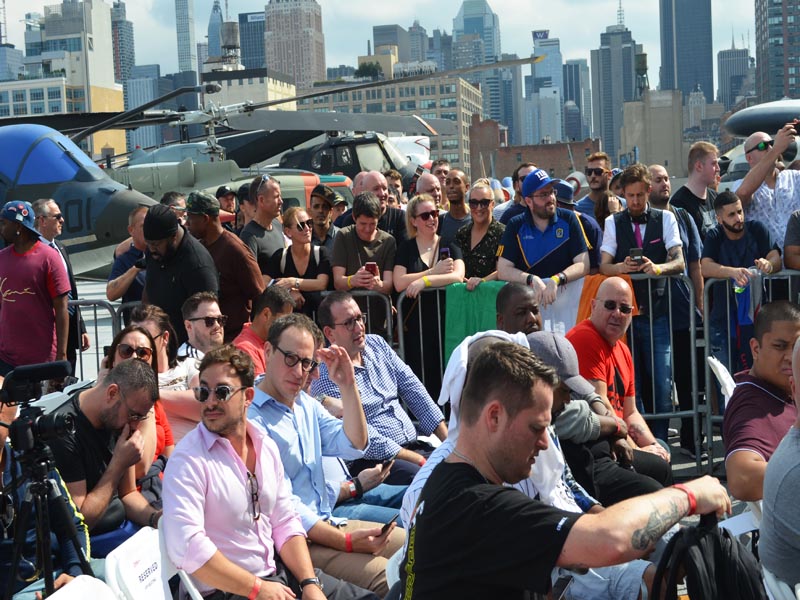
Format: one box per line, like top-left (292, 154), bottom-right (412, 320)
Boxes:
top-left (148, 510), bottom-right (161, 528)
top-left (295, 277), bottom-right (301, 289)
top-left (550, 275), bottom-right (559, 285)
top-left (673, 484), bottom-right (697, 516)
top-left (526, 273), bottom-right (534, 287)
top-left (353, 477), bottom-right (364, 498)
top-left (345, 532), bottom-right (353, 553)
top-left (558, 271), bottom-right (567, 286)
top-left (422, 276), bottom-right (432, 287)
top-left (347, 480), bottom-right (357, 499)
top-left (653, 265), bottom-right (662, 276)
top-left (248, 577), bottom-right (261, 600)
top-left (419, 458), bottom-right (426, 467)
top-left (347, 275), bottom-right (353, 289)
top-left (614, 418), bottom-right (622, 436)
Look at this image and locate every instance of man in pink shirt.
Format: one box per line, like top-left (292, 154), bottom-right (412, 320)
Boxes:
top-left (162, 345), bottom-right (377, 600)
top-left (233, 286), bottom-right (295, 377)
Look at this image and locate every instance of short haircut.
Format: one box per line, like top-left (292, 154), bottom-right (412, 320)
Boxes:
top-left (130, 303), bottom-right (179, 368)
top-left (198, 344), bottom-right (255, 388)
top-left (107, 324), bottom-right (161, 375)
top-left (618, 163), bottom-right (650, 190)
top-left (459, 341), bottom-right (558, 426)
top-left (512, 162), bottom-right (537, 184)
top-left (103, 358), bottom-right (159, 405)
top-left (586, 152), bottom-right (610, 168)
top-left (128, 205), bottom-right (148, 226)
top-left (431, 158), bottom-right (450, 171)
top-left (687, 141), bottom-right (718, 172)
top-left (713, 190), bottom-right (740, 211)
top-left (160, 191), bottom-right (185, 207)
top-left (253, 286), bottom-right (295, 317)
top-left (496, 282), bottom-right (535, 314)
top-left (405, 193), bottom-right (436, 237)
top-left (317, 290), bottom-right (353, 328)
top-left (267, 313), bottom-right (322, 349)
top-left (32, 198), bottom-right (55, 218)
top-left (753, 300), bottom-right (800, 343)
top-left (181, 291), bottom-right (219, 320)
top-left (383, 169), bottom-right (402, 181)
top-left (352, 191), bottom-right (381, 220)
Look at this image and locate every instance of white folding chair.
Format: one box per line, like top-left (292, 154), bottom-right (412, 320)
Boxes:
top-left (158, 524), bottom-right (204, 600)
top-left (762, 565), bottom-right (800, 600)
top-left (48, 574), bottom-right (117, 599)
top-left (707, 355), bottom-right (736, 410)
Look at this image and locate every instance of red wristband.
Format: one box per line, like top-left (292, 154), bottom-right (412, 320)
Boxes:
top-left (673, 484), bottom-right (697, 516)
top-left (419, 458), bottom-right (426, 467)
top-left (347, 480), bottom-right (357, 499)
top-left (345, 532), bottom-right (353, 553)
top-left (614, 418), bottom-right (622, 436)
top-left (248, 576), bottom-right (261, 600)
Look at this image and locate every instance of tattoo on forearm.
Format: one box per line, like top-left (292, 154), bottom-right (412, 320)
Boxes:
top-left (629, 424), bottom-right (645, 444)
top-left (631, 500), bottom-right (681, 550)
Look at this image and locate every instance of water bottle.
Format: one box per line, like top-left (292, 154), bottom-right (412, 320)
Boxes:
top-left (733, 267), bottom-right (759, 294)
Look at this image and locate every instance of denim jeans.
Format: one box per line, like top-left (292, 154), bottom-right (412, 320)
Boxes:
top-left (332, 484), bottom-right (407, 526)
top-left (631, 314), bottom-right (672, 442)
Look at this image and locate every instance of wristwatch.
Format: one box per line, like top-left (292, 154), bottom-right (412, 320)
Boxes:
top-left (526, 273), bottom-right (534, 287)
top-left (299, 577), bottom-right (324, 591)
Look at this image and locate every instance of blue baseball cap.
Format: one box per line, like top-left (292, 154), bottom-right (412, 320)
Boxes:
top-left (0, 200), bottom-right (38, 236)
top-left (554, 180), bottom-right (575, 204)
top-left (521, 168), bottom-right (556, 198)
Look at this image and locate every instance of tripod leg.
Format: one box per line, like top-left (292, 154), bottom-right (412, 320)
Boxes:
top-left (4, 490), bottom-right (34, 600)
top-left (34, 490), bottom-right (56, 597)
top-left (45, 478), bottom-right (93, 578)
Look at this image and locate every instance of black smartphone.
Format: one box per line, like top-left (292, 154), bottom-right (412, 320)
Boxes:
top-left (103, 345), bottom-right (112, 357)
top-left (381, 459), bottom-right (394, 469)
top-left (438, 247), bottom-right (451, 262)
top-left (381, 514), bottom-right (399, 535)
top-left (552, 575), bottom-right (574, 600)
top-left (628, 248), bottom-right (644, 264)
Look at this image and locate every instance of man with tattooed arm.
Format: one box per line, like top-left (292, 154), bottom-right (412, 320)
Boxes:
top-left (400, 341), bottom-right (730, 599)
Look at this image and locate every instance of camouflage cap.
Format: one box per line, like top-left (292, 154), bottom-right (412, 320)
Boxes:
top-left (186, 191), bottom-right (220, 216)
top-left (311, 184), bottom-right (345, 206)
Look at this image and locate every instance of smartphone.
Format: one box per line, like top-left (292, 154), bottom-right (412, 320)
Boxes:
top-left (381, 459), bottom-right (394, 469)
top-left (628, 248), bottom-right (644, 264)
top-left (381, 514), bottom-right (399, 535)
top-left (103, 345), bottom-right (112, 357)
top-left (552, 575), bottom-right (574, 600)
top-left (438, 247), bottom-right (451, 262)
top-left (365, 261), bottom-right (379, 276)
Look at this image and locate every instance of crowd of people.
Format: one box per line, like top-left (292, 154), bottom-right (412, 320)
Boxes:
top-left (1, 122), bottom-right (799, 598)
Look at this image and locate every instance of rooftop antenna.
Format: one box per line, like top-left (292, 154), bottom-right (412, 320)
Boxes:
top-left (224, 0), bottom-right (229, 20)
top-left (731, 27), bottom-right (735, 50)
top-left (617, 0), bottom-right (624, 26)
top-left (0, 0), bottom-right (7, 45)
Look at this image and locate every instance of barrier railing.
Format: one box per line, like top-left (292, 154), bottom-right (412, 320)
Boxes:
top-left (67, 299), bottom-right (120, 382)
top-left (319, 289), bottom-right (394, 343)
top-left (396, 287), bottom-right (448, 397)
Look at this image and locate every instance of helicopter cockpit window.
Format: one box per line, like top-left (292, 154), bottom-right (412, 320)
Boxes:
top-left (336, 147), bottom-right (352, 167)
top-left (18, 138), bottom-right (81, 185)
top-left (311, 149), bottom-right (333, 171)
top-left (355, 143), bottom-right (390, 173)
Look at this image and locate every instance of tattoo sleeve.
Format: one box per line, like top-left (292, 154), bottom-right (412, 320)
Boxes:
top-left (663, 246), bottom-right (685, 275)
top-left (631, 499), bottom-right (683, 550)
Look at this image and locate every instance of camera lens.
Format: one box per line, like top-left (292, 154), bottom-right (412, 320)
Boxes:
top-left (33, 413), bottom-right (75, 442)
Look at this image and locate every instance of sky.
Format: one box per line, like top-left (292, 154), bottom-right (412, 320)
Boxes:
top-left (6, 0), bottom-right (755, 95)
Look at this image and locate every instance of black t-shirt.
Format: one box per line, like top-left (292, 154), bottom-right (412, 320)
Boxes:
top-left (395, 238), bottom-right (463, 274)
top-left (670, 185), bottom-right (718, 241)
top-left (400, 462), bottom-right (579, 599)
top-left (266, 246), bottom-right (332, 315)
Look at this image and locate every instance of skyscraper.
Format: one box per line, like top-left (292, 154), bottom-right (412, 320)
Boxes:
top-left (591, 21), bottom-right (639, 164)
top-left (265, 0), bottom-right (325, 90)
top-left (427, 29), bottom-right (453, 72)
top-left (207, 0), bottom-right (223, 57)
top-left (755, 0), bottom-right (800, 103)
top-left (239, 11), bottom-right (266, 69)
top-left (175, 0), bottom-right (196, 74)
top-left (659, 0), bottom-right (713, 104)
top-left (453, 0), bottom-right (501, 122)
top-left (532, 33), bottom-right (563, 94)
top-left (111, 1), bottom-right (135, 83)
top-left (373, 25), bottom-right (410, 63)
top-left (717, 42), bottom-right (750, 110)
top-left (408, 21), bottom-right (428, 63)
top-left (563, 59), bottom-right (592, 139)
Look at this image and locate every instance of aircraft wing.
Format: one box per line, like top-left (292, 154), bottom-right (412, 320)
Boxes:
top-left (217, 129), bottom-right (323, 166)
top-left (227, 110), bottom-right (458, 136)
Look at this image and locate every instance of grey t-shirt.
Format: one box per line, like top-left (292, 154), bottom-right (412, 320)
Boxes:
top-left (439, 212), bottom-right (471, 248)
top-left (239, 218), bottom-right (285, 274)
top-left (784, 210), bottom-right (800, 248)
top-left (760, 426), bottom-right (800, 586)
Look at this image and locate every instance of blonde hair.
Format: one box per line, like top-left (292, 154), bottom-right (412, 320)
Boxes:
top-left (469, 178), bottom-right (495, 201)
top-left (282, 206), bottom-right (307, 229)
top-left (405, 194), bottom-right (437, 238)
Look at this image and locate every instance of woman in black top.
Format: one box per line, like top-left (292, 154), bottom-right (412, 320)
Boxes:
top-left (455, 178), bottom-right (505, 290)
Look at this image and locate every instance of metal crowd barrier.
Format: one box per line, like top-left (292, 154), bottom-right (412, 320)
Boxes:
top-left (319, 289), bottom-right (394, 343)
top-left (68, 299), bottom-right (120, 382)
top-left (396, 287), bottom-right (448, 392)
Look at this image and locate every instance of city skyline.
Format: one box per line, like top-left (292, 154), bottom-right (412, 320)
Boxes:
top-left (7, 0), bottom-right (754, 97)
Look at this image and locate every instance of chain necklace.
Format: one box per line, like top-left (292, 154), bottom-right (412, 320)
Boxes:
top-left (451, 449), bottom-right (490, 483)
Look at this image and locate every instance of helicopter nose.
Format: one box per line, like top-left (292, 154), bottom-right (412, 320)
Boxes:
top-left (94, 188), bottom-right (156, 244)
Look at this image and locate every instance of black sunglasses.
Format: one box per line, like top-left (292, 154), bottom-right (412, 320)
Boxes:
top-left (117, 343), bottom-right (153, 361)
top-left (415, 210), bottom-right (438, 221)
top-left (468, 199), bottom-right (492, 209)
top-left (193, 384), bottom-right (245, 403)
top-left (601, 300), bottom-right (634, 315)
top-left (295, 219), bottom-right (314, 231)
top-left (745, 139), bottom-right (774, 154)
top-left (187, 315), bottom-right (228, 328)
top-left (584, 167), bottom-right (607, 177)
top-left (247, 471), bottom-right (260, 521)
top-left (274, 345), bottom-right (319, 372)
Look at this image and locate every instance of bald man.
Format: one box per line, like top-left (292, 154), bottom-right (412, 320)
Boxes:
top-left (335, 171), bottom-right (407, 242)
top-left (415, 173), bottom-right (444, 210)
top-left (733, 121), bottom-right (800, 248)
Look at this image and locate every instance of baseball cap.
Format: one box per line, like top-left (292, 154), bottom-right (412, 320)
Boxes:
top-left (526, 331), bottom-right (595, 397)
top-left (609, 168), bottom-right (624, 186)
top-left (237, 183), bottom-right (251, 203)
top-left (521, 169), bottom-right (556, 198)
top-left (0, 200), bottom-right (38, 236)
top-left (186, 191), bottom-right (220, 216)
top-left (215, 185), bottom-right (234, 199)
top-left (312, 184), bottom-right (346, 206)
top-left (554, 180), bottom-right (575, 205)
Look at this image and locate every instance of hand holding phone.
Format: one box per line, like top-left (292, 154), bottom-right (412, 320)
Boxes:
top-left (381, 514), bottom-right (400, 535)
top-left (438, 247), bottom-right (451, 262)
top-left (628, 248), bottom-right (644, 264)
top-left (365, 261), bottom-right (379, 276)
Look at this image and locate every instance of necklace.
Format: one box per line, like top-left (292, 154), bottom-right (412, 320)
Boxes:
top-left (451, 449), bottom-right (490, 483)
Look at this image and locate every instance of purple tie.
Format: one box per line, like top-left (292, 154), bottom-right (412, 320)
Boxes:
top-left (634, 223), bottom-right (643, 248)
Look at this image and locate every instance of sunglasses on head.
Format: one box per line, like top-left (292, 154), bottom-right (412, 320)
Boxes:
top-left (415, 210), bottom-right (438, 221)
top-left (294, 219), bottom-right (314, 231)
top-left (745, 139), bottom-right (774, 154)
top-left (188, 315), bottom-right (228, 328)
top-left (584, 167), bottom-right (607, 177)
top-left (601, 300), bottom-right (634, 314)
top-left (117, 343), bottom-right (153, 361)
top-left (193, 384), bottom-right (245, 403)
top-left (468, 199), bottom-right (492, 209)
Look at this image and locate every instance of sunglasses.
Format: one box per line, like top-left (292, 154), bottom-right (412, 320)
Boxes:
top-left (274, 345), bottom-right (319, 372)
top-left (294, 219), bottom-right (314, 231)
top-left (193, 384), bottom-right (246, 403)
top-left (584, 167), bottom-right (607, 177)
top-left (247, 471), bottom-right (260, 521)
top-left (43, 213), bottom-right (64, 221)
top-left (745, 139), bottom-right (774, 154)
top-left (601, 300), bottom-right (634, 315)
top-left (415, 210), bottom-right (438, 221)
top-left (468, 199), bottom-right (491, 209)
top-left (187, 315), bottom-right (228, 328)
top-left (117, 343), bottom-right (153, 361)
